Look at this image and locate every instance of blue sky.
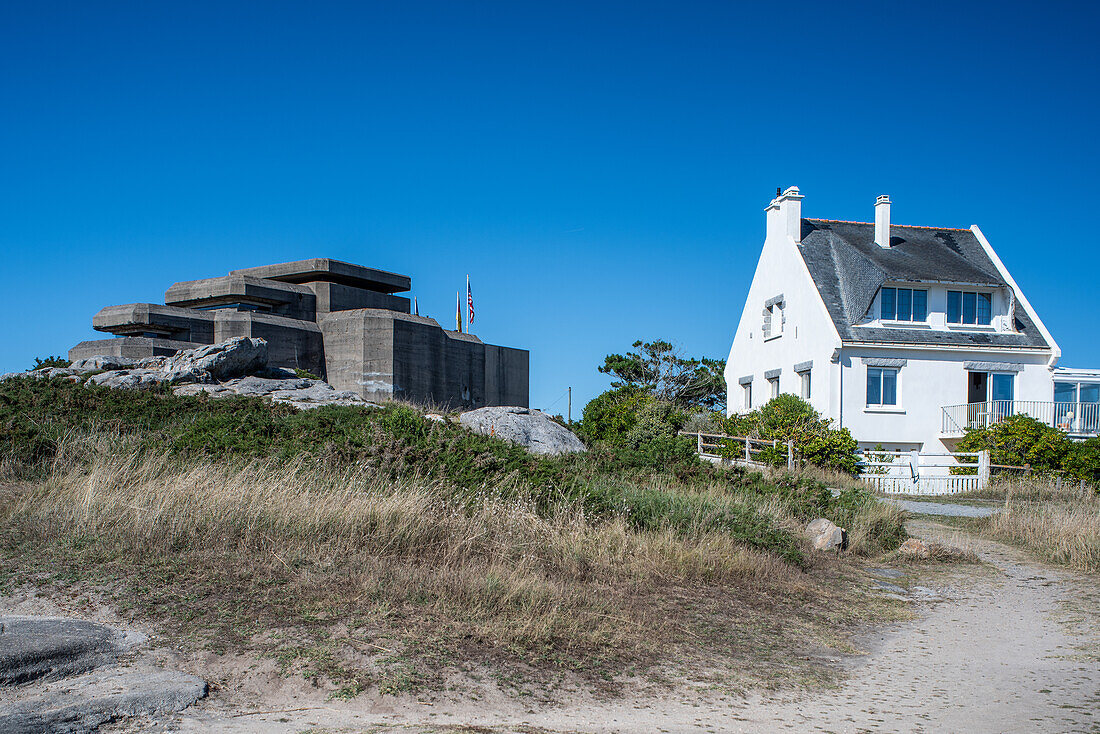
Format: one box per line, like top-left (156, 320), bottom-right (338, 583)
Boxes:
top-left (2, 1), bottom-right (1098, 413)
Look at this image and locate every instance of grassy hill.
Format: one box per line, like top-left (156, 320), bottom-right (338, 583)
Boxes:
top-left (0, 377), bottom-right (907, 697)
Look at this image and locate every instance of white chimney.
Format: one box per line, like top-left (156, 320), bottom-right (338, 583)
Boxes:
top-left (765, 186), bottom-right (804, 244)
top-left (875, 195), bottom-right (891, 248)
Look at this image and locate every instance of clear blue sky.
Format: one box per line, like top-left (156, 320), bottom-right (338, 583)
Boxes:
top-left (3, 1), bottom-right (1098, 413)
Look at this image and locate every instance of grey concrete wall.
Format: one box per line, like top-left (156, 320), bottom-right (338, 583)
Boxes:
top-left (92, 304), bottom-right (215, 343)
top-left (484, 345), bottom-right (530, 408)
top-left (231, 258), bottom-right (411, 294)
top-left (306, 282), bottom-right (411, 315)
top-left (318, 309), bottom-right (397, 401)
top-left (68, 337), bottom-right (202, 363)
top-left (319, 309), bottom-right (529, 408)
top-left (213, 312), bottom-right (325, 376)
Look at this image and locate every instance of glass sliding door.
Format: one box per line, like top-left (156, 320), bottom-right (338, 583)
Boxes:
top-left (990, 373), bottom-right (1014, 423)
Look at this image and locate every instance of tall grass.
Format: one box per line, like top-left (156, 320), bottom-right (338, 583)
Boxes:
top-left (977, 478), bottom-right (1100, 573)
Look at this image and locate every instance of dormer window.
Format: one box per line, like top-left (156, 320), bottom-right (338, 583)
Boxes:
top-left (947, 291), bottom-right (992, 326)
top-left (880, 287), bottom-right (927, 322)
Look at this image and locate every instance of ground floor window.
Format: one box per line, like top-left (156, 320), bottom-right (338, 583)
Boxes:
top-left (743, 382), bottom-right (752, 410)
top-left (866, 367), bottom-right (897, 406)
top-left (800, 370), bottom-right (811, 399)
top-left (769, 376), bottom-right (779, 399)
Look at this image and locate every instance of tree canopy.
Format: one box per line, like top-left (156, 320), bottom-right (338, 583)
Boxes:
top-left (599, 339), bottom-right (726, 411)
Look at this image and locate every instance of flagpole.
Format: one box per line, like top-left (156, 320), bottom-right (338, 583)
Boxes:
top-left (466, 274), bottom-right (470, 334)
top-left (456, 291), bottom-right (461, 332)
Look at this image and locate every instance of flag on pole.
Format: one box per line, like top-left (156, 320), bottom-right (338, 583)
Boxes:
top-left (455, 291), bottom-right (462, 332)
top-left (466, 275), bottom-right (474, 331)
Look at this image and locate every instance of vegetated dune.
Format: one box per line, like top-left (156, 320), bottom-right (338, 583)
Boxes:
top-left (0, 378), bottom-right (908, 698)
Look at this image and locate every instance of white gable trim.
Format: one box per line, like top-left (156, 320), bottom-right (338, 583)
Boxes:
top-left (970, 225), bottom-right (1060, 367)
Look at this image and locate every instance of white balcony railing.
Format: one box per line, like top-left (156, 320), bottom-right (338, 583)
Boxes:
top-left (941, 401), bottom-right (1100, 436)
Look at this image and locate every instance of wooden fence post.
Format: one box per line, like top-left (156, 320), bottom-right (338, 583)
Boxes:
top-left (697, 433), bottom-right (702, 456)
top-left (978, 450), bottom-right (991, 489)
top-left (744, 437), bottom-right (750, 463)
top-left (786, 439), bottom-right (794, 470)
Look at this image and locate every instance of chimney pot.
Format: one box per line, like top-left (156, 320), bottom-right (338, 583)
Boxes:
top-left (875, 195), bottom-right (891, 248)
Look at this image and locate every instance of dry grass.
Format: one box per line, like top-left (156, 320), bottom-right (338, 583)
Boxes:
top-left (980, 480), bottom-right (1100, 573)
top-left (0, 436), bottom-right (911, 697)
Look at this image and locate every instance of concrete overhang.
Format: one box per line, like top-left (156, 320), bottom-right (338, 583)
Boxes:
top-left (92, 303), bottom-right (214, 336)
top-left (165, 275), bottom-right (315, 309)
top-left (230, 258), bottom-right (411, 294)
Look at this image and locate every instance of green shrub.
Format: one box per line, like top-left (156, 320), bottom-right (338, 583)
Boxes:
top-left (956, 414), bottom-right (1072, 477)
top-left (722, 394), bottom-right (860, 474)
top-left (31, 356), bottom-right (71, 370)
top-left (293, 368), bottom-right (321, 380)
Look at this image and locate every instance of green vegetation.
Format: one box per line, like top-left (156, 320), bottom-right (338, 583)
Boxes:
top-left (956, 414), bottom-right (1100, 482)
top-left (31, 355), bottom-right (71, 370)
top-left (293, 368), bottom-right (321, 380)
top-left (598, 339), bottom-right (726, 412)
top-left (0, 374), bottom-right (908, 697)
top-left (722, 394), bottom-right (860, 475)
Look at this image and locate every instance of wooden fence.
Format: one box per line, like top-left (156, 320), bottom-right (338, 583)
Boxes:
top-left (680, 432), bottom-right (995, 496)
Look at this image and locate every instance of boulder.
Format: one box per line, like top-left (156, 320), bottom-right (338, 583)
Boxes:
top-left (0, 615), bottom-right (206, 734)
top-left (458, 406), bottom-right (586, 456)
top-left (160, 337), bottom-right (268, 383)
top-left (806, 518), bottom-right (847, 551)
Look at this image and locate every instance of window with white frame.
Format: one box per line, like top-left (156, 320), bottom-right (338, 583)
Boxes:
top-left (880, 287), bottom-right (927, 322)
top-left (769, 376), bottom-right (779, 398)
top-left (800, 370), bottom-right (811, 399)
top-left (743, 382), bottom-right (752, 410)
top-left (947, 290), bottom-right (993, 326)
top-left (866, 367), bottom-right (898, 407)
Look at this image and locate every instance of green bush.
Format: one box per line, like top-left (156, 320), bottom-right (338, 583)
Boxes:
top-left (721, 394), bottom-right (860, 474)
top-left (31, 356), bottom-right (71, 370)
top-left (956, 414), bottom-right (1071, 476)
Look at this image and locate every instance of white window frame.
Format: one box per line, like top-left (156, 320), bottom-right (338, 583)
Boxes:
top-left (865, 366), bottom-right (901, 410)
top-left (743, 382), bottom-right (752, 410)
top-left (769, 376), bottom-right (780, 399)
top-left (800, 370), bottom-right (811, 399)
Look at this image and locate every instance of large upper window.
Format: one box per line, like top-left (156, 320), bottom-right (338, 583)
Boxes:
top-left (947, 291), bottom-right (992, 326)
top-left (880, 287), bottom-right (927, 322)
top-left (867, 367), bottom-right (898, 407)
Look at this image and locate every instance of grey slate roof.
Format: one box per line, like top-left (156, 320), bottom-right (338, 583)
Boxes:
top-left (797, 219), bottom-right (1048, 349)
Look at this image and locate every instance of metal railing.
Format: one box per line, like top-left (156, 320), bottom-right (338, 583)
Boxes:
top-left (941, 400), bottom-right (1100, 436)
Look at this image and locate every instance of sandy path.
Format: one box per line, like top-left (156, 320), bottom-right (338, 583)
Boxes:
top-left (148, 520), bottom-right (1098, 734)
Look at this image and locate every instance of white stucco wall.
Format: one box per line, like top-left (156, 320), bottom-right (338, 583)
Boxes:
top-left (724, 188), bottom-right (841, 419)
top-left (836, 347), bottom-right (1053, 451)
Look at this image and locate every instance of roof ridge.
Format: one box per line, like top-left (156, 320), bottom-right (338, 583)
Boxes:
top-left (805, 217), bottom-right (971, 232)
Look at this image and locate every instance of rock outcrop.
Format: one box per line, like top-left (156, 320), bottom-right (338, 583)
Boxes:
top-left (174, 376), bottom-right (373, 410)
top-left (2, 338), bottom-right (382, 411)
top-left (458, 406), bottom-right (586, 456)
top-left (805, 518), bottom-right (848, 551)
top-left (0, 616), bottom-right (206, 733)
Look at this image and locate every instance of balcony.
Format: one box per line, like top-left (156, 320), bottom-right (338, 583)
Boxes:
top-left (941, 401), bottom-right (1100, 437)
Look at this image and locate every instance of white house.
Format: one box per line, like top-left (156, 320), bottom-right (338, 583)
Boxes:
top-left (724, 187), bottom-right (1100, 458)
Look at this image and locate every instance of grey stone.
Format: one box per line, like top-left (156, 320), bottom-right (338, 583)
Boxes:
top-left (806, 518), bottom-right (847, 551)
top-left (0, 666), bottom-right (206, 734)
top-left (0, 617), bottom-right (137, 686)
top-left (69, 356), bottom-right (140, 372)
top-left (161, 336), bottom-right (268, 383)
top-left (171, 375), bottom-right (375, 410)
top-left (0, 616), bottom-right (206, 734)
top-left (87, 369), bottom-right (169, 390)
top-left (458, 406), bottom-right (586, 456)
